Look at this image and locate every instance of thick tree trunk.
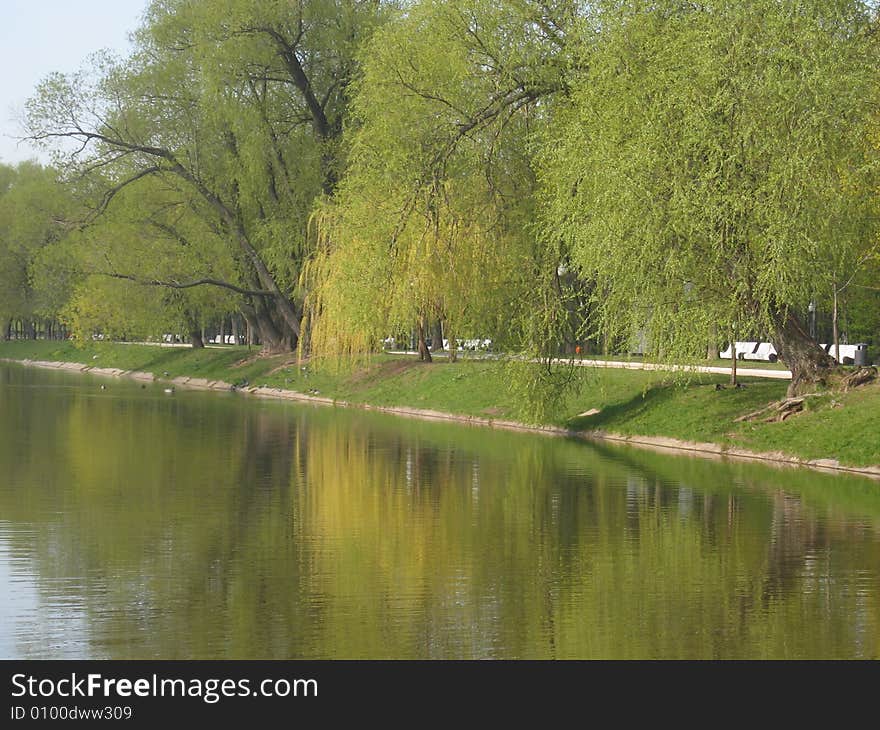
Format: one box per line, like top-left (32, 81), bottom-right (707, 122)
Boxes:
top-left (417, 316), bottom-right (432, 362)
top-left (257, 302), bottom-right (290, 353)
top-left (771, 308), bottom-right (836, 396)
top-left (241, 307), bottom-right (261, 348)
top-left (431, 319), bottom-right (444, 352)
top-left (241, 299), bottom-right (294, 353)
top-left (184, 309), bottom-right (204, 349)
top-left (236, 235), bottom-right (302, 342)
top-left (231, 314), bottom-right (240, 346)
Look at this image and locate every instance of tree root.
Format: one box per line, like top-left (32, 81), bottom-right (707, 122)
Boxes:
top-left (733, 368), bottom-right (875, 425)
top-left (734, 394), bottom-right (822, 424)
top-left (840, 366), bottom-right (877, 392)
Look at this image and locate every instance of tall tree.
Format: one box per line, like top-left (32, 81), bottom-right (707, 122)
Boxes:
top-left (306, 0), bottom-right (573, 363)
top-left (541, 0), bottom-right (880, 395)
top-left (26, 0), bottom-right (387, 351)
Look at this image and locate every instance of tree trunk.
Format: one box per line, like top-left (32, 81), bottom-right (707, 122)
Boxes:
top-left (185, 309), bottom-right (204, 349)
top-left (707, 324), bottom-right (718, 360)
top-left (431, 319), bottom-right (444, 352)
top-left (237, 236), bottom-right (302, 341)
top-left (417, 316), bottom-right (432, 362)
top-left (256, 302), bottom-right (290, 353)
top-left (241, 307), bottom-right (261, 349)
top-left (771, 308), bottom-right (836, 396)
top-left (231, 314), bottom-right (240, 346)
top-left (240, 300), bottom-right (294, 353)
top-left (730, 332), bottom-right (737, 387)
top-left (832, 283), bottom-right (840, 365)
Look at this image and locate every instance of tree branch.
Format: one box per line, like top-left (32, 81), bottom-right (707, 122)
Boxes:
top-left (246, 25), bottom-right (332, 139)
top-left (83, 165), bottom-right (162, 225)
top-left (95, 271), bottom-right (273, 297)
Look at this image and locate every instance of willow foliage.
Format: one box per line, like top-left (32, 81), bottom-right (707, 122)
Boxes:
top-left (541, 0), bottom-right (880, 364)
top-left (305, 0), bottom-right (567, 365)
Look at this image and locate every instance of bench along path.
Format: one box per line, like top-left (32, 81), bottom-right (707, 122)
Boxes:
top-left (387, 351), bottom-right (792, 380)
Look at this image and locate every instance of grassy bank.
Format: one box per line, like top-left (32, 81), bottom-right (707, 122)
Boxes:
top-left (2, 340), bottom-right (878, 469)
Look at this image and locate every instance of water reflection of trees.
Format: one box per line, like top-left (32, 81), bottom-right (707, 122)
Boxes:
top-left (2, 367), bottom-right (879, 658)
top-left (594, 442), bottom-right (880, 658)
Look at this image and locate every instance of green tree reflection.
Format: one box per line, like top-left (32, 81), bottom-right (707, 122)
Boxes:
top-left (1, 365), bottom-right (878, 658)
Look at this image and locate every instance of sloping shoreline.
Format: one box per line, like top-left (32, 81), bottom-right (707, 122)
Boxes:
top-left (4, 356), bottom-right (879, 480)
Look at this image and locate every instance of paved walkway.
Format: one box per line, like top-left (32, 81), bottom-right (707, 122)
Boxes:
top-left (387, 351), bottom-right (792, 380)
top-left (568, 357), bottom-right (791, 379)
top-left (123, 342), bottom-right (792, 380)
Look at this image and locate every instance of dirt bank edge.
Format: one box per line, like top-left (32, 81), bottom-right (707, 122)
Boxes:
top-left (5, 357), bottom-right (878, 479)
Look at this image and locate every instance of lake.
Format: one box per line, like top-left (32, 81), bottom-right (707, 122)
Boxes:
top-left (1, 363), bottom-right (878, 658)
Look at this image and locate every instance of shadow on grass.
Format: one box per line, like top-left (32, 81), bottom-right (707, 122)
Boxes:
top-left (102, 346), bottom-right (257, 377)
top-left (564, 379), bottom-right (786, 435)
top-left (565, 384), bottom-right (679, 432)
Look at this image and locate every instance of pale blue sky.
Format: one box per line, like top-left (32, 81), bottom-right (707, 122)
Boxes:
top-left (0, 0), bottom-right (150, 165)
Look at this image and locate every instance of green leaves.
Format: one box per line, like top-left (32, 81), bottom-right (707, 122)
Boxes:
top-left (306, 0), bottom-right (566, 363)
top-left (9, 0), bottom-right (880, 374)
top-left (541, 0), bottom-right (880, 361)
top-left (0, 162), bottom-right (77, 322)
top-left (21, 0), bottom-right (389, 349)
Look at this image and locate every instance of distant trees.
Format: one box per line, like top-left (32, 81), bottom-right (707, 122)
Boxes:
top-left (0, 161), bottom-right (75, 340)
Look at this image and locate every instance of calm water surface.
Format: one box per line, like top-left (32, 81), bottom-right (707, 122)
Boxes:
top-left (1, 363), bottom-right (879, 659)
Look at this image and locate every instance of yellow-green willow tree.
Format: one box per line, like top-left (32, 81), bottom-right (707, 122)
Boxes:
top-left (541, 0), bottom-right (880, 395)
top-left (306, 0), bottom-right (574, 363)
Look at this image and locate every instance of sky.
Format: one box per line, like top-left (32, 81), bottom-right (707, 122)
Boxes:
top-left (0, 0), bottom-right (150, 165)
